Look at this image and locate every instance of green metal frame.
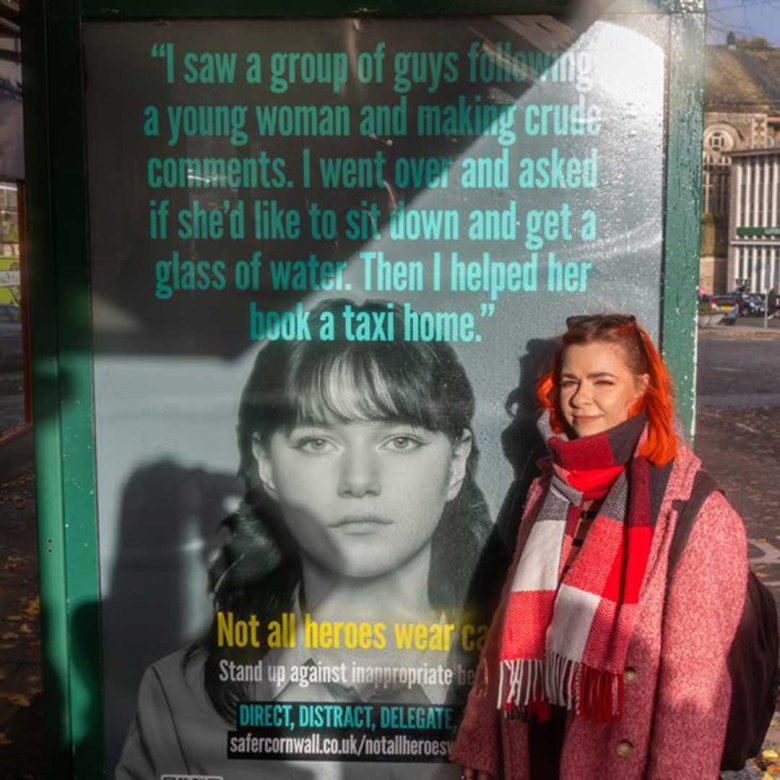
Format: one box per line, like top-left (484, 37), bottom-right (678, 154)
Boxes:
top-left (660, 11), bottom-right (706, 437)
top-left (23, 1), bottom-right (104, 777)
top-left (22, 2), bottom-right (74, 777)
top-left (22, 0), bottom-right (704, 776)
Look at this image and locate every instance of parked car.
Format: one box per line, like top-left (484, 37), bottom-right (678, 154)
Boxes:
top-left (710, 295), bottom-right (739, 313)
top-left (0, 304), bottom-right (23, 369)
top-left (733, 292), bottom-right (766, 317)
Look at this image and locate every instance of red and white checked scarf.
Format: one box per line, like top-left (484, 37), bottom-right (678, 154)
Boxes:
top-left (498, 412), bottom-right (671, 722)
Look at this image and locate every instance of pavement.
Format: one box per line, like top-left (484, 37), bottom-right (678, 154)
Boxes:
top-left (0, 428), bottom-right (40, 779)
top-left (0, 319), bottom-right (779, 778)
top-left (0, 366), bottom-right (40, 779)
top-left (696, 322), bottom-right (780, 779)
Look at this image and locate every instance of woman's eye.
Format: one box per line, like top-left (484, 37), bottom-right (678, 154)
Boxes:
top-left (560, 380), bottom-right (577, 389)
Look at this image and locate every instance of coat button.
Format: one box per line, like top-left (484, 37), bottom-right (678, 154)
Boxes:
top-left (624, 667), bottom-right (638, 684)
top-left (616, 740), bottom-right (635, 758)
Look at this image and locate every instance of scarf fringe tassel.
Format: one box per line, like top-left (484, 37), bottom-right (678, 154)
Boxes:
top-left (499, 654), bottom-right (624, 723)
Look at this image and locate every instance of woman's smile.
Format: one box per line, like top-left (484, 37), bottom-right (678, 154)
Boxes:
top-left (570, 413), bottom-right (603, 429)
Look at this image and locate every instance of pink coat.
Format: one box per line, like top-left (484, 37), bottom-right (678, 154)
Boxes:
top-left (452, 443), bottom-right (748, 779)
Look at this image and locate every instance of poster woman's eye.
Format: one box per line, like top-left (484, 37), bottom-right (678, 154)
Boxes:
top-left (382, 435), bottom-right (424, 452)
top-left (296, 437), bottom-right (335, 454)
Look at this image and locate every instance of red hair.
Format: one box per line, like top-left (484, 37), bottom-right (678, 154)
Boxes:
top-left (536, 315), bottom-right (678, 466)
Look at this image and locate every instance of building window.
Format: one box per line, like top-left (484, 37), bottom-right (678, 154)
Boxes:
top-left (709, 131), bottom-right (728, 151)
top-left (704, 125), bottom-right (736, 163)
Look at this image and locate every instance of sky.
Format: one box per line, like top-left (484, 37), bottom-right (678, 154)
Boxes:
top-left (707, 0), bottom-right (780, 46)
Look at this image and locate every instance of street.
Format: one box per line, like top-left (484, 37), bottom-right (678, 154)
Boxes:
top-left (696, 330), bottom-right (780, 605)
top-left (696, 328), bottom-right (780, 779)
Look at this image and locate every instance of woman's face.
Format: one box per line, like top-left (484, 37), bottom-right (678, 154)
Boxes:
top-left (559, 341), bottom-right (649, 438)
top-left (253, 418), bottom-right (471, 578)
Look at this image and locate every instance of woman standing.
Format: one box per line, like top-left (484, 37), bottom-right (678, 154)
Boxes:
top-left (454, 314), bottom-right (749, 779)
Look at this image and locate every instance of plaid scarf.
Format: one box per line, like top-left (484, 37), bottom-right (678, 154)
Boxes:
top-left (499, 412), bottom-right (672, 722)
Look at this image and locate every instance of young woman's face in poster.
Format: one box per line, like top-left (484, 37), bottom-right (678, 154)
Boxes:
top-left (254, 418), bottom-right (471, 578)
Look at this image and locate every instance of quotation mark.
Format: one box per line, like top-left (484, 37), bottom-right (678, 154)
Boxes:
top-left (480, 303), bottom-right (496, 318)
top-left (150, 42), bottom-right (175, 83)
top-left (150, 42), bottom-right (170, 59)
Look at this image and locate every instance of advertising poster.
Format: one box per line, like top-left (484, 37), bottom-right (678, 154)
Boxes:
top-left (82, 14), bottom-right (667, 778)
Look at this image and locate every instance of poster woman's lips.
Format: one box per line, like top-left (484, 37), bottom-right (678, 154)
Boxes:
top-left (330, 515), bottom-right (393, 533)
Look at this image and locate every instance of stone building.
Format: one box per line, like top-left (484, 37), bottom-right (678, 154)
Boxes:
top-left (727, 148), bottom-right (780, 296)
top-left (701, 37), bottom-right (780, 293)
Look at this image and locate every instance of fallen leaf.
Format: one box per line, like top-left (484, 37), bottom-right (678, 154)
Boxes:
top-left (22, 598), bottom-right (40, 619)
top-left (0, 693), bottom-right (31, 707)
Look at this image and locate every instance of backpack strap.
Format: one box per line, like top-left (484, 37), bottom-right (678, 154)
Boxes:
top-left (667, 469), bottom-right (722, 582)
